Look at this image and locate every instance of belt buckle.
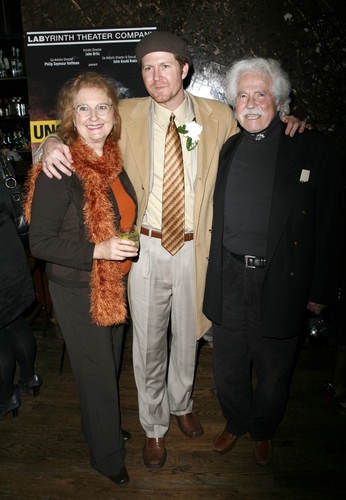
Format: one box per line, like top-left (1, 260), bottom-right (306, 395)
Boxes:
top-left (244, 255), bottom-right (256, 268)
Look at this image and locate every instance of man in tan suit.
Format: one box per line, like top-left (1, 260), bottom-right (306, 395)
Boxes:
top-left (39, 32), bottom-right (304, 468)
top-left (119, 38), bottom-right (238, 469)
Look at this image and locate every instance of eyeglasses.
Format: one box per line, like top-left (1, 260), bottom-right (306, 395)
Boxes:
top-left (74, 103), bottom-right (113, 117)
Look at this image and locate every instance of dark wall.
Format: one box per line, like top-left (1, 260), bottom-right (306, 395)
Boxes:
top-left (1, 0), bottom-right (22, 34)
top-left (19, 0), bottom-right (346, 160)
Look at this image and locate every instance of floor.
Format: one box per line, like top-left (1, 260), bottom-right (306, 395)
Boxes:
top-left (0, 317), bottom-right (345, 499)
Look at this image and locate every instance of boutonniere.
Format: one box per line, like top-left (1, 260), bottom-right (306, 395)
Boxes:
top-left (177, 119), bottom-right (203, 151)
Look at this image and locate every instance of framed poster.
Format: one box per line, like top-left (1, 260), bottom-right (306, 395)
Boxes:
top-left (25, 26), bottom-right (156, 157)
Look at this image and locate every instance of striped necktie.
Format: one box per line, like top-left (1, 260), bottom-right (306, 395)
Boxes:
top-left (161, 113), bottom-right (185, 255)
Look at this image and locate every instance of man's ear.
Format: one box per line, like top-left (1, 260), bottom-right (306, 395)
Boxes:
top-left (182, 63), bottom-right (189, 80)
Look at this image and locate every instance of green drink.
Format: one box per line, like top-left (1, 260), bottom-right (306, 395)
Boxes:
top-left (119, 226), bottom-right (139, 248)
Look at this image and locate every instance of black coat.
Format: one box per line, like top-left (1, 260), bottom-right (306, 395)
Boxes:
top-left (203, 123), bottom-right (345, 339)
top-left (0, 165), bottom-right (34, 328)
top-left (29, 168), bottom-right (137, 287)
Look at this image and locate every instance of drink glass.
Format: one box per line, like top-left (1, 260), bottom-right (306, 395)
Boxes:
top-left (119, 225), bottom-right (139, 248)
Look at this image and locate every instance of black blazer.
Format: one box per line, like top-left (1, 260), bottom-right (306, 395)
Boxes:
top-left (203, 123), bottom-right (345, 339)
top-left (0, 162), bottom-right (34, 328)
top-left (30, 168), bottom-right (137, 287)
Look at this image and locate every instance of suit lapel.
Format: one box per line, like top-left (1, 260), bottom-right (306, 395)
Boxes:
top-left (124, 99), bottom-right (151, 192)
top-left (189, 94), bottom-right (221, 183)
top-left (215, 133), bottom-right (243, 197)
top-left (266, 130), bottom-right (306, 265)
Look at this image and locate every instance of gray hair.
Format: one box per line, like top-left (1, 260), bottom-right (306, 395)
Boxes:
top-left (224, 58), bottom-right (291, 117)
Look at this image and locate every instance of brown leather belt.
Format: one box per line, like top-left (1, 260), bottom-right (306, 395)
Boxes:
top-left (141, 227), bottom-right (194, 241)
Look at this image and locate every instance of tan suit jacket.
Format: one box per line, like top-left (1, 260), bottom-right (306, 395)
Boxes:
top-left (118, 93), bottom-right (238, 339)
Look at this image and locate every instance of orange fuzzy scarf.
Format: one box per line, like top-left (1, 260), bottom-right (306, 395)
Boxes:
top-left (25, 137), bottom-right (127, 326)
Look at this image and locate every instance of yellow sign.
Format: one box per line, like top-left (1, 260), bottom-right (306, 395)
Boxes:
top-left (30, 120), bottom-right (60, 143)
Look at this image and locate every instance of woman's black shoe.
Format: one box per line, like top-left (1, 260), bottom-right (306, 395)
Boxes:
top-left (0, 394), bottom-right (21, 421)
top-left (122, 429), bottom-right (132, 442)
top-left (324, 382), bottom-right (346, 409)
top-left (108, 467), bottom-right (130, 486)
top-left (14, 374), bottom-right (43, 397)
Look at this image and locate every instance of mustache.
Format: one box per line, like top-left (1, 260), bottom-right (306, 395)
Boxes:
top-left (240, 109), bottom-right (265, 117)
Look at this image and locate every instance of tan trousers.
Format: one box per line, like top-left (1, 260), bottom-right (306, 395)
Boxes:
top-left (129, 232), bottom-right (197, 438)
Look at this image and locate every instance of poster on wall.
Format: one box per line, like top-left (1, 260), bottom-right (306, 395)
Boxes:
top-left (25, 26), bottom-right (156, 157)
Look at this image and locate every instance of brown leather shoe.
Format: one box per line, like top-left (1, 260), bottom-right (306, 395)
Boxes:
top-left (175, 412), bottom-right (204, 438)
top-left (213, 427), bottom-right (238, 454)
top-left (143, 437), bottom-right (166, 468)
top-left (253, 440), bottom-right (273, 466)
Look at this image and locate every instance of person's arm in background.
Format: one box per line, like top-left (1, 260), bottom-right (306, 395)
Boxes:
top-left (308, 138), bottom-right (345, 310)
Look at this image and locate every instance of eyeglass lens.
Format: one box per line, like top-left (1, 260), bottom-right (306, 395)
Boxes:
top-left (75, 104), bottom-right (112, 116)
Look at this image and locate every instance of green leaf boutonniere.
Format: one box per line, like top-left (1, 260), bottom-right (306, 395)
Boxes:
top-left (177, 119), bottom-right (203, 151)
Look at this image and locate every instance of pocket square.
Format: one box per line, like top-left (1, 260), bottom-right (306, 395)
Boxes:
top-left (300, 169), bottom-right (310, 182)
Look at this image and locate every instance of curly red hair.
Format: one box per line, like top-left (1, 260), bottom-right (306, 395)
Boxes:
top-left (57, 71), bottom-right (122, 146)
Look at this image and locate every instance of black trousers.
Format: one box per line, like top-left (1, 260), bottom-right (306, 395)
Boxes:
top-left (49, 281), bottom-right (126, 476)
top-left (0, 314), bottom-right (36, 404)
top-left (212, 251), bottom-right (299, 441)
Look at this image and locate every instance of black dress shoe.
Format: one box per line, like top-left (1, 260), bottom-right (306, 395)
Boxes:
top-left (0, 394), bottom-right (21, 421)
top-left (122, 429), bottom-right (132, 442)
top-left (108, 467), bottom-right (130, 486)
top-left (14, 374), bottom-right (43, 397)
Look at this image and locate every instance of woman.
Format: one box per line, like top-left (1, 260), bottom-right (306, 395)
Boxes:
top-left (0, 155), bottom-right (42, 421)
top-left (25, 72), bottom-right (138, 487)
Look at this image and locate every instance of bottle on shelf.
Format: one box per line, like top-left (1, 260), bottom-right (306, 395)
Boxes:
top-left (11, 47), bottom-right (17, 77)
top-left (20, 100), bottom-right (26, 116)
top-left (2, 50), bottom-right (10, 75)
top-left (16, 97), bottom-right (26, 116)
top-left (0, 46), bottom-right (24, 78)
top-left (16, 48), bottom-right (23, 77)
top-left (2, 96), bottom-right (26, 117)
top-left (0, 131), bottom-right (10, 156)
top-left (12, 130), bottom-right (17, 147)
top-left (8, 97), bottom-right (17, 116)
top-left (20, 127), bottom-right (30, 151)
top-left (0, 124), bottom-right (30, 155)
top-left (4, 131), bottom-right (12, 150)
top-left (2, 98), bottom-right (9, 117)
top-left (0, 39), bottom-right (30, 160)
top-left (0, 50), bottom-right (8, 78)
top-left (17, 132), bottom-right (22, 150)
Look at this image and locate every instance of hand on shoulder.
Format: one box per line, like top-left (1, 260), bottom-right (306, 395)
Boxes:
top-left (41, 136), bottom-right (74, 179)
top-left (281, 115), bottom-right (312, 137)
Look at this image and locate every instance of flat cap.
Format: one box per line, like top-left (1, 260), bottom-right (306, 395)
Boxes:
top-left (135, 31), bottom-right (192, 66)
